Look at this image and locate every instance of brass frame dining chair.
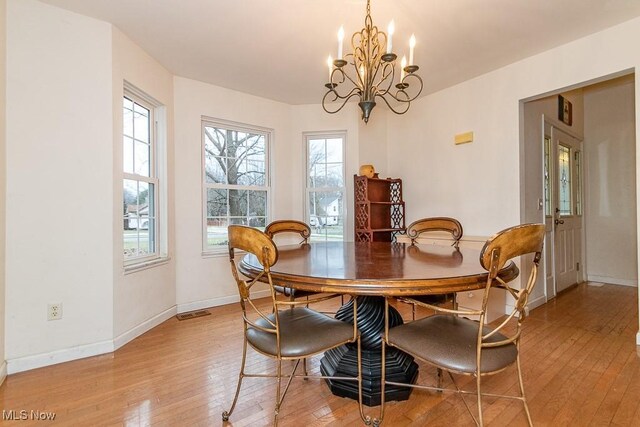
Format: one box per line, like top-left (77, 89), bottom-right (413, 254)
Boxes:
top-left (404, 217), bottom-right (464, 320)
top-left (222, 225), bottom-right (371, 426)
top-left (266, 219), bottom-right (345, 307)
top-left (377, 223), bottom-right (545, 427)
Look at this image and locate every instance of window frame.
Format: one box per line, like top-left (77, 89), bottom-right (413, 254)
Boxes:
top-left (123, 89), bottom-right (161, 266)
top-left (304, 131), bottom-right (347, 242)
top-left (201, 117), bottom-right (272, 255)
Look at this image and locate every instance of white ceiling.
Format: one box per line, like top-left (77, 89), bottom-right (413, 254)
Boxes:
top-left (41, 0), bottom-right (640, 105)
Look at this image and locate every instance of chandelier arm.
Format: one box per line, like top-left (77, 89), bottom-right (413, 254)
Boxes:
top-left (326, 85), bottom-right (362, 102)
top-left (382, 73), bottom-right (424, 104)
top-left (322, 90), bottom-right (362, 114)
top-left (375, 92), bottom-right (411, 115)
top-left (397, 73), bottom-right (424, 102)
top-left (330, 67), bottom-right (347, 86)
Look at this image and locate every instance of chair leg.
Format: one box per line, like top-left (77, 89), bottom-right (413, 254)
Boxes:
top-left (274, 358), bottom-right (282, 426)
top-left (412, 302), bottom-right (417, 320)
top-left (303, 358), bottom-right (308, 380)
top-left (374, 338), bottom-right (387, 427)
top-left (222, 336), bottom-right (248, 421)
top-left (476, 374), bottom-right (484, 427)
top-left (436, 368), bottom-right (443, 390)
top-left (516, 353), bottom-right (533, 426)
top-left (355, 334), bottom-right (371, 425)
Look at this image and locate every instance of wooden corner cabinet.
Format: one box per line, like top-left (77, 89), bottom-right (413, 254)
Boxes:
top-left (354, 175), bottom-right (405, 242)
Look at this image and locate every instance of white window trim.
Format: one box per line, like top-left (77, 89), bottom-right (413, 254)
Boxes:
top-left (201, 116), bottom-right (272, 255)
top-left (123, 82), bottom-right (168, 269)
top-left (304, 131), bottom-right (347, 241)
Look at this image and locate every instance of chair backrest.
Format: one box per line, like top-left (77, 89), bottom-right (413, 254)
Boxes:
top-left (265, 220), bottom-right (311, 244)
top-left (227, 225), bottom-right (279, 333)
top-left (406, 217), bottom-right (464, 247)
top-left (477, 223), bottom-right (545, 346)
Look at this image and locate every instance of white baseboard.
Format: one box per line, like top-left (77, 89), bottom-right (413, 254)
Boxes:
top-left (7, 339), bottom-right (114, 375)
top-left (0, 360), bottom-right (7, 386)
top-left (177, 290), bottom-right (271, 313)
top-left (526, 294), bottom-right (547, 311)
top-left (587, 275), bottom-right (637, 287)
top-left (637, 332), bottom-right (640, 346)
top-left (3, 288), bottom-right (281, 376)
top-left (5, 291), bottom-right (274, 376)
top-left (113, 306), bottom-right (177, 351)
top-left (8, 305), bottom-right (179, 375)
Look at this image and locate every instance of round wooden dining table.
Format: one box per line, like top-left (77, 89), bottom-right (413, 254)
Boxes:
top-left (239, 241), bottom-right (519, 406)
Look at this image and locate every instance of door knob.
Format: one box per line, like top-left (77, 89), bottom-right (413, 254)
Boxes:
top-left (554, 219), bottom-right (564, 225)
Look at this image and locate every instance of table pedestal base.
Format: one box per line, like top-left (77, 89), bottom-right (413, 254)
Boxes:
top-left (320, 345), bottom-right (418, 406)
top-left (320, 296), bottom-right (419, 406)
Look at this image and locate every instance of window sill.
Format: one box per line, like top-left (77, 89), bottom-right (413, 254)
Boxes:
top-left (201, 250), bottom-right (229, 259)
top-left (124, 256), bottom-right (171, 274)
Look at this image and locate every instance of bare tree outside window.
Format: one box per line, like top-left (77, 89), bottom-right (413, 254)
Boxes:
top-left (203, 122), bottom-right (269, 249)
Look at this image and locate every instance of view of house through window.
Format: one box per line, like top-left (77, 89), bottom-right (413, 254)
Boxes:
top-left (203, 120), bottom-right (270, 251)
top-left (123, 94), bottom-right (158, 261)
top-left (306, 133), bottom-right (345, 242)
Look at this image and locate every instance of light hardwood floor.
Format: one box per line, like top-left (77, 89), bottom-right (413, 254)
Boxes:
top-left (1, 282), bottom-right (638, 426)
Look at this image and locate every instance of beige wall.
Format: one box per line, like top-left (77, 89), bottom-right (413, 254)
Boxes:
top-left (111, 28), bottom-right (176, 341)
top-left (5, 0), bottom-right (113, 370)
top-left (4, 0), bottom-right (177, 373)
top-left (385, 16), bottom-right (640, 338)
top-left (584, 76), bottom-right (637, 286)
top-left (0, 0), bottom-right (7, 385)
top-left (358, 108), bottom-right (389, 178)
top-left (172, 82), bottom-right (374, 312)
top-left (173, 76), bottom-right (293, 311)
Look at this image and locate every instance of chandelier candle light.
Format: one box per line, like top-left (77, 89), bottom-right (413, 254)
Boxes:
top-left (322, 0), bottom-right (423, 123)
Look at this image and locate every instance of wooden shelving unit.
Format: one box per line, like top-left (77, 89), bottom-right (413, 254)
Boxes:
top-left (354, 175), bottom-right (405, 242)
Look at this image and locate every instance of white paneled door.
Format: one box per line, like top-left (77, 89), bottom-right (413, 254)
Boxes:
top-left (546, 125), bottom-right (584, 296)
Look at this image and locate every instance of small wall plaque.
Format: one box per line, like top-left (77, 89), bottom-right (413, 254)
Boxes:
top-left (558, 95), bottom-right (572, 126)
top-left (454, 131), bottom-right (474, 145)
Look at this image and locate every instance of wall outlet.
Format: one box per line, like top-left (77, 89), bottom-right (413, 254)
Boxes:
top-left (48, 303), bottom-right (62, 321)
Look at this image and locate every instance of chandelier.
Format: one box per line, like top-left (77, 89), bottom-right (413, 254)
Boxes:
top-left (322, 0), bottom-right (423, 123)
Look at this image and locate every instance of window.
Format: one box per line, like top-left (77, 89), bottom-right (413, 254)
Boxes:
top-left (558, 144), bottom-right (572, 215)
top-left (305, 133), bottom-right (345, 242)
top-left (575, 150), bottom-right (583, 215)
top-left (202, 119), bottom-right (270, 252)
top-left (123, 92), bottom-right (160, 263)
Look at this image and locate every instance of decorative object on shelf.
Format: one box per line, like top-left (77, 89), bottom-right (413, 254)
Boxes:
top-left (358, 164), bottom-right (376, 178)
top-left (322, 0), bottom-right (423, 124)
top-left (354, 175), bottom-right (405, 242)
top-left (558, 95), bottom-right (572, 126)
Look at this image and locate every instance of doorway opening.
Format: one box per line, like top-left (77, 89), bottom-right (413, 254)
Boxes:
top-left (521, 72), bottom-right (637, 307)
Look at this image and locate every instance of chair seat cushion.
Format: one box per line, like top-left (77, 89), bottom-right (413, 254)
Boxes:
top-left (247, 307), bottom-right (354, 358)
top-left (273, 285), bottom-right (318, 299)
top-left (387, 315), bottom-right (517, 374)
